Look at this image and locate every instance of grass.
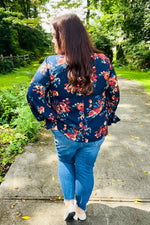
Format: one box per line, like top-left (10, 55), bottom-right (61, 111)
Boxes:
top-left (1, 63), bottom-right (149, 95)
top-left (0, 61), bottom-right (40, 89)
top-left (115, 68), bottom-right (150, 96)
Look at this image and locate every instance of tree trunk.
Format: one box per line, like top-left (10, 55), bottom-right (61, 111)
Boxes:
top-left (86, 0), bottom-right (90, 25)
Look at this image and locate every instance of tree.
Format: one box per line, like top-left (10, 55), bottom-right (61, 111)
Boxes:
top-left (0, 0), bottom-right (49, 18)
top-left (0, 8), bottom-right (49, 56)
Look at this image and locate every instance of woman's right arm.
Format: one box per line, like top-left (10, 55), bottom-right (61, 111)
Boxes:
top-left (26, 57), bottom-right (57, 129)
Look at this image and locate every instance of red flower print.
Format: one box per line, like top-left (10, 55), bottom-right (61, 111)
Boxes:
top-left (89, 99), bottom-right (92, 108)
top-left (65, 130), bottom-right (78, 141)
top-left (109, 78), bottom-right (116, 87)
top-left (79, 122), bottom-right (83, 128)
top-left (64, 84), bottom-right (71, 93)
top-left (112, 95), bottom-right (115, 100)
top-left (33, 85), bottom-right (45, 98)
top-left (38, 106), bottom-right (44, 114)
top-left (40, 88), bottom-right (45, 98)
top-left (114, 86), bottom-right (119, 92)
top-left (52, 90), bottom-right (59, 96)
top-left (76, 103), bottom-right (84, 113)
top-left (100, 126), bottom-right (108, 136)
top-left (63, 124), bottom-right (67, 131)
top-left (58, 56), bottom-right (66, 64)
top-left (48, 113), bottom-right (55, 121)
top-left (102, 71), bottom-right (110, 82)
top-left (50, 74), bottom-right (55, 82)
top-left (96, 53), bottom-right (106, 60)
top-left (95, 131), bottom-right (100, 138)
top-left (56, 99), bottom-right (71, 115)
top-left (79, 122), bottom-right (86, 130)
top-left (91, 66), bottom-right (97, 83)
top-left (109, 63), bottom-right (113, 70)
top-left (88, 99), bottom-right (103, 117)
top-left (88, 107), bottom-right (102, 117)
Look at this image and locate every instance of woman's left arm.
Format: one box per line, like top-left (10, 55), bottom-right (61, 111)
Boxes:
top-left (106, 63), bottom-right (120, 125)
top-left (26, 57), bottom-right (57, 129)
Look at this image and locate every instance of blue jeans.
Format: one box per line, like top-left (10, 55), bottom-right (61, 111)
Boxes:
top-left (52, 130), bottom-right (105, 211)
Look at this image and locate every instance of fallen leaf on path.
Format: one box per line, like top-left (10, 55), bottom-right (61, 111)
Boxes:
top-left (134, 198), bottom-right (142, 204)
top-left (14, 187), bottom-right (19, 190)
top-left (10, 203), bottom-right (16, 209)
top-left (49, 198), bottom-right (57, 202)
top-left (108, 196), bottom-right (113, 199)
top-left (22, 216), bottom-right (30, 220)
top-left (117, 179), bottom-right (123, 182)
top-left (13, 212), bottom-right (21, 217)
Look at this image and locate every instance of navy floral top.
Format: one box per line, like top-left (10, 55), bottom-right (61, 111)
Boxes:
top-left (27, 53), bottom-right (120, 142)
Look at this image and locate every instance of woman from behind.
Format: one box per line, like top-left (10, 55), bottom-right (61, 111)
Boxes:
top-left (27, 14), bottom-right (120, 222)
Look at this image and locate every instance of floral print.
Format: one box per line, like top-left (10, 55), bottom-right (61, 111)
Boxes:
top-left (27, 53), bottom-right (120, 142)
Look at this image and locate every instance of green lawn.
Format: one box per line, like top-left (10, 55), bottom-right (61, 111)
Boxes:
top-left (115, 68), bottom-right (150, 96)
top-left (0, 62), bottom-right (40, 89)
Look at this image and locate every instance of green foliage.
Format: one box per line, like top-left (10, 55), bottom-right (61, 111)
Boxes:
top-left (115, 41), bottom-right (150, 70)
top-left (0, 56), bottom-right (30, 73)
top-left (123, 41), bottom-right (150, 70)
top-left (88, 25), bottom-right (113, 61)
top-left (17, 25), bottom-right (49, 58)
top-left (0, 8), bottom-right (50, 68)
top-left (0, 0), bottom-right (49, 19)
top-left (0, 83), bottom-right (42, 182)
top-left (0, 85), bottom-right (27, 124)
top-left (98, 0), bottom-right (150, 69)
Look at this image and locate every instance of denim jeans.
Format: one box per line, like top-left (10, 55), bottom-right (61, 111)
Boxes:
top-left (52, 130), bottom-right (105, 211)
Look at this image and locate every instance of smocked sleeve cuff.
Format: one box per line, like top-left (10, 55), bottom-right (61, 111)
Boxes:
top-left (108, 114), bottom-right (120, 126)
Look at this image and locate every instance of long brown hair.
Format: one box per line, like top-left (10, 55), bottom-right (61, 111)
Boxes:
top-left (52, 14), bottom-right (100, 95)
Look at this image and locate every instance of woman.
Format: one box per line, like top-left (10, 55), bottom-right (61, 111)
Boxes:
top-left (27, 14), bottom-right (120, 222)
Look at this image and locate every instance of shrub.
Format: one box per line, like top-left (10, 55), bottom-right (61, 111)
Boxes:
top-left (88, 25), bottom-right (113, 61)
top-left (116, 40), bottom-right (150, 70)
top-left (0, 83), bottom-right (42, 182)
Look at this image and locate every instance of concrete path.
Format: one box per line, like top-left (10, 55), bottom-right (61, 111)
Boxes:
top-left (0, 77), bottom-right (150, 225)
